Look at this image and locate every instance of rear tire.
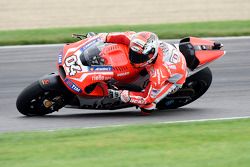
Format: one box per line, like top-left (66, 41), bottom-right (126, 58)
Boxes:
top-left (157, 67), bottom-right (212, 110)
top-left (16, 81), bottom-right (65, 116)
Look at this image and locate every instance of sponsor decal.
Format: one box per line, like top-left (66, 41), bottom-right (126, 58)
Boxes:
top-left (41, 79), bottom-right (50, 85)
top-left (89, 66), bottom-right (112, 72)
top-left (92, 74), bottom-right (112, 81)
top-left (117, 72), bottom-right (130, 77)
top-left (130, 98), bottom-right (147, 105)
top-left (170, 54), bottom-right (179, 64)
top-left (64, 78), bottom-right (82, 93)
top-left (58, 53), bottom-right (63, 64)
top-left (80, 38), bottom-right (102, 52)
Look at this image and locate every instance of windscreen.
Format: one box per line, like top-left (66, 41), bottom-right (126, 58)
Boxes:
top-left (80, 41), bottom-right (106, 66)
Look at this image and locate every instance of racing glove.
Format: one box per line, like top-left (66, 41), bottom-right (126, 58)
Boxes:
top-left (108, 89), bottom-right (130, 103)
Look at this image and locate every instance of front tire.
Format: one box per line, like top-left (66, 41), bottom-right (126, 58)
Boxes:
top-left (16, 81), bottom-right (66, 116)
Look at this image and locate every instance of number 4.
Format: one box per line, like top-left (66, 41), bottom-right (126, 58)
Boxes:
top-left (65, 55), bottom-right (82, 76)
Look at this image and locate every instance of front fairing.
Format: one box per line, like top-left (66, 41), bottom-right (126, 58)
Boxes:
top-left (57, 36), bottom-right (142, 97)
top-left (57, 36), bottom-right (113, 96)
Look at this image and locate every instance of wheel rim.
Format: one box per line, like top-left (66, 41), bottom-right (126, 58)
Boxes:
top-left (27, 91), bottom-right (63, 115)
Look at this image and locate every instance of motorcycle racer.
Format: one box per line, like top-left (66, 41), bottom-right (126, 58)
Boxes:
top-left (17, 29), bottom-right (225, 116)
top-left (101, 31), bottom-right (188, 115)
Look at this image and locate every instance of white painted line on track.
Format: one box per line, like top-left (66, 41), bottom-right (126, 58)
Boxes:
top-left (157, 116), bottom-right (250, 125)
top-left (44, 115), bottom-right (250, 132)
top-left (0, 43), bottom-right (64, 49)
top-left (204, 36), bottom-right (250, 40)
top-left (1, 36), bottom-right (250, 49)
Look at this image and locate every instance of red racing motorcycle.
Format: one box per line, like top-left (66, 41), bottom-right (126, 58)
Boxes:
top-left (16, 33), bottom-right (225, 116)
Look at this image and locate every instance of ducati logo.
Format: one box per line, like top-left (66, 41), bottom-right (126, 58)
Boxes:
top-left (41, 79), bottom-right (50, 85)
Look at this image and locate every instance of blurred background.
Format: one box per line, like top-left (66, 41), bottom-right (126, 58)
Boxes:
top-left (0, 0), bottom-right (249, 30)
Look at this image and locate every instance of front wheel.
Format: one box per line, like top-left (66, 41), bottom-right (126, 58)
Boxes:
top-left (16, 81), bottom-right (66, 116)
top-left (157, 67), bottom-right (212, 110)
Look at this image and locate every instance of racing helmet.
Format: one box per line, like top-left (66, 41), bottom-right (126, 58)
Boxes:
top-left (129, 31), bottom-right (159, 68)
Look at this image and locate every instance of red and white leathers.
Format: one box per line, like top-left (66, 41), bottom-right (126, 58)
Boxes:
top-left (104, 32), bottom-right (188, 111)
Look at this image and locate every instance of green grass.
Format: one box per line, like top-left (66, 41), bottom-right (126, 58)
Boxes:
top-left (0, 20), bottom-right (250, 46)
top-left (0, 118), bottom-right (250, 167)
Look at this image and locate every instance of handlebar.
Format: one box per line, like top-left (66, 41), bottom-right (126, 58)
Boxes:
top-left (72, 32), bottom-right (96, 40)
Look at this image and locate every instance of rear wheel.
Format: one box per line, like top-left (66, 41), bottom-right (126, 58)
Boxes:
top-left (16, 81), bottom-right (66, 116)
top-left (157, 67), bottom-right (212, 110)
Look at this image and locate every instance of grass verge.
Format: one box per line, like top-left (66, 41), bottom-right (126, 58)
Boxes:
top-left (0, 20), bottom-right (250, 46)
top-left (0, 118), bottom-right (250, 167)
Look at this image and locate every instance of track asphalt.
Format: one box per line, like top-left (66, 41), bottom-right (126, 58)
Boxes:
top-left (0, 37), bottom-right (249, 132)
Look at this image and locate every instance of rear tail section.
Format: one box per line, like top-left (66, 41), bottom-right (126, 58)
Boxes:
top-left (179, 37), bottom-right (225, 76)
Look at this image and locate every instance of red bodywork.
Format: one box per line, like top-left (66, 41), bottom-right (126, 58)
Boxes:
top-left (57, 36), bottom-right (142, 97)
top-left (57, 36), bottom-right (225, 98)
top-left (188, 37), bottom-right (225, 66)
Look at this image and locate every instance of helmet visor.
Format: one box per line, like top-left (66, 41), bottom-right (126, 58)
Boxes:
top-left (129, 49), bottom-right (149, 64)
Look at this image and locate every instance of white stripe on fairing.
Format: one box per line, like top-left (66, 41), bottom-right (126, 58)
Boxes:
top-left (44, 116), bottom-right (250, 132)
